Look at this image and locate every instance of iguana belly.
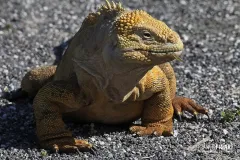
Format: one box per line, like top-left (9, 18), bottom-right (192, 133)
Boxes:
top-left (63, 66), bottom-right (167, 124)
top-left (64, 99), bottom-right (144, 124)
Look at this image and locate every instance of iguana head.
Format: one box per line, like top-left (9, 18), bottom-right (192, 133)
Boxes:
top-left (77, 1), bottom-right (183, 67)
top-left (114, 10), bottom-right (183, 65)
top-left (73, 1), bottom-right (184, 101)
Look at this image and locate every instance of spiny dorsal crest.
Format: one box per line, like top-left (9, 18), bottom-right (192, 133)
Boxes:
top-left (98, 0), bottom-right (124, 13)
top-left (83, 0), bottom-right (124, 26)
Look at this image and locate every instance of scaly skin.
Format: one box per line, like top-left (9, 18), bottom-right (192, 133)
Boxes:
top-left (21, 0), bottom-right (208, 153)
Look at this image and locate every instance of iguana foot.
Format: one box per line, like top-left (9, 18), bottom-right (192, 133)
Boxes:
top-left (129, 119), bottom-right (173, 136)
top-left (172, 96), bottom-right (209, 121)
top-left (43, 138), bottom-right (93, 153)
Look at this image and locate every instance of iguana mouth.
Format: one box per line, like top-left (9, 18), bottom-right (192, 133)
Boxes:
top-left (149, 50), bottom-right (182, 55)
top-left (149, 50), bottom-right (183, 61)
top-left (123, 48), bottom-right (183, 60)
top-left (123, 48), bottom-right (182, 53)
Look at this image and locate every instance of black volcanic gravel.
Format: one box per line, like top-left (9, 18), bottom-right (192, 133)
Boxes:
top-left (0, 0), bottom-right (239, 159)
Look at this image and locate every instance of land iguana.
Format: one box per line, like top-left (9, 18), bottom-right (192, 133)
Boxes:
top-left (21, 0), bottom-right (209, 153)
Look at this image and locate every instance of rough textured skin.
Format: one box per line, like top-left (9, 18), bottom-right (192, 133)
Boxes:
top-left (21, 1), bottom-right (208, 153)
top-left (21, 66), bottom-right (57, 98)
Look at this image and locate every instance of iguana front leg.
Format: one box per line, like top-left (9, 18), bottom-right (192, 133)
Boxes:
top-left (130, 76), bottom-right (174, 136)
top-left (159, 63), bottom-right (208, 121)
top-left (33, 81), bottom-right (92, 153)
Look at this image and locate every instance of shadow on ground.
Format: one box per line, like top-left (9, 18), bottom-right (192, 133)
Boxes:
top-left (0, 98), bottom-right (130, 151)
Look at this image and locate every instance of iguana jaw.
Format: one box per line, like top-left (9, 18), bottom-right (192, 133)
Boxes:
top-left (121, 45), bottom-right (183, 64)
top-left (147, 42), bottom-right (183, 56)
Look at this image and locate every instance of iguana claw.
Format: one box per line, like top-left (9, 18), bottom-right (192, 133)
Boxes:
top-left (193, 112), bottom-right (198, 123)
top-left (89, 146), bottom-right (98, 155)
top-left (176, 112), bottom-right (182, 121)
top-left (172, 96), bottom-right (208, 122)
top-left (45, 139), bottom-right (93, 153)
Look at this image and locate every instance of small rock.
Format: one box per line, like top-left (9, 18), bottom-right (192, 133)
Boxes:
top-left (182, 34), bottom-right (189, 41)
top-left (208, 109), bottom-right (213, 117)
top-left (223, 129), bottom-right (228, 135)
top-left (202, 128), bottom-right (208, 133)
top-left (173, 130), bottom-right (178, 137)
top-left (99, 141), bottom-right (105, 145)
top-left (108, 153), bottom-right (114, 158)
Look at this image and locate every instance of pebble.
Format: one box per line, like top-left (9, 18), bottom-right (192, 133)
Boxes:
top-left (223, 129), bottom-right (228, 135)
top-left (202, 128), bottom-right (208, 133)
top-left (99, 141), bottom-right (105, 145)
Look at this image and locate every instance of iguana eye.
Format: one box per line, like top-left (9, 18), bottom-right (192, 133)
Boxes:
top-left (143, 31), bottom-right (152, 39)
